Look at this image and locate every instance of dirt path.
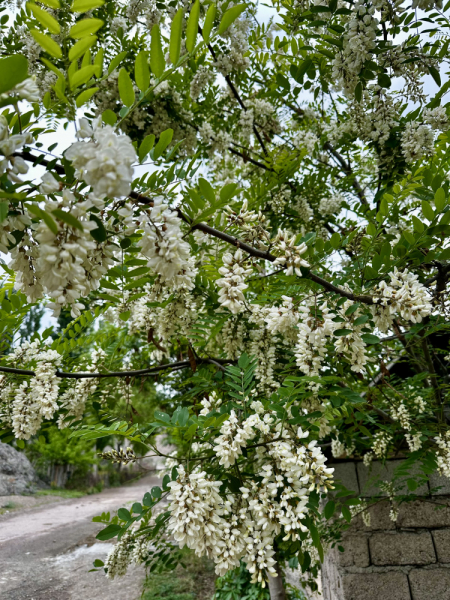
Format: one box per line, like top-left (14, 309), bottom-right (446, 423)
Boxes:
top-left (0, 474), bottom-right (160, 600)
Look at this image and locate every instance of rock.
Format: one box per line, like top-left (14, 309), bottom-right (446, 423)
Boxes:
top-left (0, 442), bottom-right (41, 495)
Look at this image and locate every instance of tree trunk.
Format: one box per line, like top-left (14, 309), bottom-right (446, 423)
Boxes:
top-left (268, 563), bottom-right (287, 600)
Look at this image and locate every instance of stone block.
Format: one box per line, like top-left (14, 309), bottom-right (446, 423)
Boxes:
top-left (370, 531), bottom-right (436, 566)
top-left (332, 462), bottom-right (359, 495)
top-left (338, 535), bottom-right (370, 568)
top-left (432, 529), bottom-right (450, 562)
top-left (397, 499), bottom-right (450, 529)
top-left (342, 572), bottom-right (411, 600)
top-left (409, 568), bottom-right (450, 600)
top-left (429, 472), bottom-right (450, 496)
top-left (357, 460), bottom-right (429, 497)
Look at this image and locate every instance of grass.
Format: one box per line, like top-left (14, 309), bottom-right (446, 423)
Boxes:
top-left (141, 553), bottom-right (216, 600)
top-left (35, 488), bottom-right (85, 499)
top-left (2, 501), bottom-right (17, 509)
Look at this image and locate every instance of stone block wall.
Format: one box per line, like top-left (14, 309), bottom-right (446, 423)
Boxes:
top-left (321, 461), bottom-right (450, 600)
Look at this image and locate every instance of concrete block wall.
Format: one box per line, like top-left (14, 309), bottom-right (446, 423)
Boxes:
top-left (322, 461), bottom-right (450, 600)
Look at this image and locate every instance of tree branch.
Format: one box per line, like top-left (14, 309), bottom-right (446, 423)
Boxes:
top-left (0, 358), bottom-right (232, 379)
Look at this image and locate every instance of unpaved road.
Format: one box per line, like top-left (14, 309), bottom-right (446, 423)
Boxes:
top-left (0, 474), bottom-right (159, 600)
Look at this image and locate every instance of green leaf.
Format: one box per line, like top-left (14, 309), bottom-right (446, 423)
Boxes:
top-left (68, 34), bottom-right (97, 61)
top-left (118, 507), bottom-right (131, 521)
top-left (41, 0), bottom-right (60, 7)
top-left (71, 0), bottom-right (104, 12)
top-left (139, 134), bottom-right (155, 162)
top-left (354, 81), bottom-right (362, 103)
top-left (76, 86), bottom-right (99, 107)
top-left (119, 311), bottom-right (130, 321)
top-left (150, 24), bottom-right (165, 78)
top-left (178, 407), bottom-right (189, 426)
top-left (378, 73), bottom-right (391, 88)
top-left (70, 65), bottom-right (97, 89)
top-left (102, 109), bottom-right (117, 125)
top-left (27, 203), bottom-right (59, 234)
top-left (69, 18), bottom-right (104, 39)
top-left (89, 214), bottom-right (107, 242)
top-left (202, 4), bottom-right (216, 42)
top-left (380, 197), bottom-right (389, 216)
top-left (108, 51), bottom-right (127, 75)
top-left (220, 183), bottom-right (238, 203)
top-left (361, 333), bottom-right (380, 345)
top-left (341, 505), bottom-right (351, 523)
top-left (334, 328), bottom-right (352, 337)
top-left (151, 486), bottom-right (162, 499)
top-left (330, 232), bottom-right (340, 249)
top-left (186, 0), bottom-right (200, 52)
top-left (0, 201), bottom-right (8, 224)
top-left (30, 29), bottom-right (62, 58)
top-left (422, 200), bottom-right (435, 221)
top-left (93, 559), bottom-right (104, 567)
top-left (27, 2), bottom-right (60, 34)
top-left (428, 65), bottom-right (441, 87)
top-left (152, 129), bottom-right (173, 160)
top-left (118, 68), bottom-right (135, 107)
top-left (96, 523), bottom-right (122, 540)
top-left (199, 178), bottom-right (215, 203)
top-left (324, 500), bottom-right (336, 520)
top-left (353, 315), bottom-right (369, 326)
top-left (184, 423), bottom-right (198, 440)
top-left (435, 187), bottom-right (446, 212)
top-left (169, 8), bottom-right (183, 64)
top-left (218, 4), bottom-right (246, 35)
top-left (52, 209), bottom-right (84, 231)
top-left (309, 523), bottom-right (324, 562)
top-left (16, 439), bottom-right (25, 449)
top-left (403, 230), bottom-right (416, 246)
top-left (135, 51), bottom-right (150, 92)
top-left (0, 55), bottom-right (28, 95)
top-left (412, 215), bottom-right (424, 233)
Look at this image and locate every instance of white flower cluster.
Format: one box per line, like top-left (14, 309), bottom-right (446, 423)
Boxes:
top-left (401, 122), bottom-right (434, 163)
top-left (424, 107), bottom-right (449, 131)
top-left (10, 187), bottom-right (115, 316)
top-left (1, 340), bottom-right (61, 439)
top-left (190, 66), bottom-right (214, 101)
top-left (249, 306), bottom-right (279, 391)
top-left (215, 18), bottom-right (250, 75)
top-left (273, 230), bottom-right (310, 276)
top-left (199, 391), bottom-right (222, 416)
top-left (220, 316), bottom-right (247, 360)
top-left (0, 116), bottom-right (31, 184)
top-left (140, 197), bottom-right (197, 291)
top-left (58, 348), bottom-right (106, 427)
top-left (334, 301), bottom-right (369, 374)
top-left (166, 416), bottom-right (333, 585)
top-left (105, 529), bottom-right (149, 579)
top-left (295, 301), bottom-right (336, 382)
top-left (265, 296), bottom-right (298, 338)
top-left (372, 430), bottom-right (392, 458)
top-left (331, 1), bottom-right (378, 95)
top-left (319, 194), bottom-right (343, 216)
top-left (270, 185), bottom-right (291, 214)
top-left (292, 131), bottom-right (318, 155)
top-left (216, 249), bottom-right (252, 314)
top-left (214, 410), bottom-right (258, 467)
top-left (224, 200), bottom-right (270, 250)
top-left (435, 431), bottom-right (450, 478)
top-left (371, 268), bottom-right (433, 332)
top-left (65, 118), bottom-right (136, 198)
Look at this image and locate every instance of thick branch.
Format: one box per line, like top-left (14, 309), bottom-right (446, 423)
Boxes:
top-left (0, 358), bottom-right (231, 379)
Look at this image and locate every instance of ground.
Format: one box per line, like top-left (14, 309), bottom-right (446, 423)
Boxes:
top-left (0, 473), bottom-right (159, 600)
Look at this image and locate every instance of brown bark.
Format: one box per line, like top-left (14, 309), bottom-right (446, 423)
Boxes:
top-left (267, 563), bottom-right (287, 600)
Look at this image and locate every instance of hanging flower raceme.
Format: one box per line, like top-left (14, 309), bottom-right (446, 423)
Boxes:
top-left (216, 249), bottom-right (252, 314)
top-left (272, 230), bottom-right (310, 276)
top-left (65, 118), bottom-right (136, 199)
top-left (140, 196), bottom-right (197, 291)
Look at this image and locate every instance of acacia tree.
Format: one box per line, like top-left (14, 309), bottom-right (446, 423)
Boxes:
top-left (0, 0), bottom-right (450, 596)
